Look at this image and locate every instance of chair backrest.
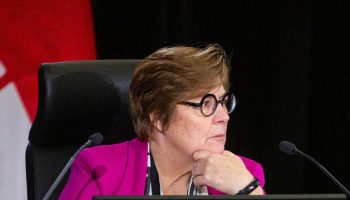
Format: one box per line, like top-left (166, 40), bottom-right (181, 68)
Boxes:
top-left (26, 60), bottom-right (141, 200)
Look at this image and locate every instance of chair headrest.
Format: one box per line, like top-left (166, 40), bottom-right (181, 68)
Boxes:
top-left (29, 60), bottom-right (141, 146)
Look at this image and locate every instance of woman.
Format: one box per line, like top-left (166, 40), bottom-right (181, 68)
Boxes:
top-left (59, 44), bottom-right (265, 199)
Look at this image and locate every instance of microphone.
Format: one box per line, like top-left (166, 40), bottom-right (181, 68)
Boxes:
top-left (43, 132), bottom-right (104, 200)
top-left (279, 141), bottom-right (350, 198)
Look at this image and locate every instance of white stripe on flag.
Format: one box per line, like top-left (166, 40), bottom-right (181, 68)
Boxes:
top-left (0, 82), bottom-right (31, 200)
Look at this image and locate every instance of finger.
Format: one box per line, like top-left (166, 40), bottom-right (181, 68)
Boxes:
top-left (193, 150), bottom-right (211, 161)
top-left (222, 150), bottom-right (235, 157)
top-left (192, 161), bottom-right (209, 176)
top-left (192, 174), bottom-right (211, 188)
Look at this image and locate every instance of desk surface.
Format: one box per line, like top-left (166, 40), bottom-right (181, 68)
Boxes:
top-left (94, 193), bottom-right (347, 200)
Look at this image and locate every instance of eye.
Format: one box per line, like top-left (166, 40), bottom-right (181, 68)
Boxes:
top-left (202, 96), bottom-right (216, 108)
top-left (202, 100), bottom-right (211, 107)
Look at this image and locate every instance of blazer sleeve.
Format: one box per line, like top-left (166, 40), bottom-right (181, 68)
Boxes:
top-left (58, 148), bottom-right (102, 200)
top-left (239, 156), bottom-right (265, 188)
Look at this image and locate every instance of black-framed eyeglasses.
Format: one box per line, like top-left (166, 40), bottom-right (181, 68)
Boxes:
top-left (177, 92), bottom-right (237, 117)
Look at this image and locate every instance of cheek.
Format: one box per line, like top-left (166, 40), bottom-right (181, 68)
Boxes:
top-left (183, 118), bottom-right (214, 149)
top-left (170, 108), bottom-right (217, 151)
top-left (172, 117), bottom-right (211, 147)
top-left (181, 115), bottom-right (211, 134)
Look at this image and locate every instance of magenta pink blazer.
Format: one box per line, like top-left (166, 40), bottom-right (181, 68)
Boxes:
top-left (59, 138), bottom-right (265, 199)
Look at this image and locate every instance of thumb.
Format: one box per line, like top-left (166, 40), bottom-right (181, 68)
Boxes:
top-left (222, 150), bottom-right (235, 157)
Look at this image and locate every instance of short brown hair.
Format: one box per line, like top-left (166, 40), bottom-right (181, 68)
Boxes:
top-left (129, 44), bottom-right (230, 140)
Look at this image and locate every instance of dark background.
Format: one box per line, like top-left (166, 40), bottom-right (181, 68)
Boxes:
top-left (91, 0), bottom-right (349, 194)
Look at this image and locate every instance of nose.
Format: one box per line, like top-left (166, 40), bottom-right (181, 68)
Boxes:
top-left (213, 103), bottom-right (229, 123)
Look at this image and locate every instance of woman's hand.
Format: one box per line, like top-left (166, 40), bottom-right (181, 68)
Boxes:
top-left (192, 150), bottom-right (264, 195)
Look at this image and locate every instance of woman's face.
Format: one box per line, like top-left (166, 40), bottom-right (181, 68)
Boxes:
top-left (164, 85), bottom-right (230, 157)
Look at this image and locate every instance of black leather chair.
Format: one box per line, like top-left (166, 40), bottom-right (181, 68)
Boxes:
top-left (26, 60), bottom-right (140, 200)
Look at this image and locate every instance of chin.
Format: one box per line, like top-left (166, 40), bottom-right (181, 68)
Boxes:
top-left (211, 145), bottom-right (225, 154)
top-left (200, 142), bottom-right (225, 154)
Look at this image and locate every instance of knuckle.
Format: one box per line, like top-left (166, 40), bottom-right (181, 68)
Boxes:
top-left (203, 174), bottom-right (211, 182)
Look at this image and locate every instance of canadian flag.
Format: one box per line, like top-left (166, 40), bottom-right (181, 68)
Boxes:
top-left (0, 1), bottom-right (96, 199)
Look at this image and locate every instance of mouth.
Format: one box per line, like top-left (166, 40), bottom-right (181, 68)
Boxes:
top-left (211, 134), bottom-right (226, 140)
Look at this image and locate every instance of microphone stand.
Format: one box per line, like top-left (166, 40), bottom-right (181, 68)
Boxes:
top-left (294, 148), bottom-right (350, 199)
top-left (280, 141), bottom-right (350, 199)
top-left (42, 139), bottom-right (93, 200)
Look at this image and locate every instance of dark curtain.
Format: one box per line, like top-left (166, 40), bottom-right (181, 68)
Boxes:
top-left (91, 0), bottom-right (350, 194)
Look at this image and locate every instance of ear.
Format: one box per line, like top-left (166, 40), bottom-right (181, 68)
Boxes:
top-left (149, 113), bottom-right (165, 133)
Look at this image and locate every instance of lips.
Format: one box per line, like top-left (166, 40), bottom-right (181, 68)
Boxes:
top-left (211, 134), bottom-right (226, 140)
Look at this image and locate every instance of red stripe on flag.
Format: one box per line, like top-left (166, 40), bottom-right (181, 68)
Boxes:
top-left (0, 0), bottom-right (97, 120)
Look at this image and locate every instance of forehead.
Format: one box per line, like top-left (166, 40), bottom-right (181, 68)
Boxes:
top-left (190, 85), bottom-right (226, 100)
top-left (209, 85), bottom-right (226, 95)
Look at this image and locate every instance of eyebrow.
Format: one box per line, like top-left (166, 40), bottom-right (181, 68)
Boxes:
top-left (200, 92), bottom-right (226, 101)
top-left (218, 91), bottom-right (227, 99)
top-left (191, 90), bottom-right (227, 102)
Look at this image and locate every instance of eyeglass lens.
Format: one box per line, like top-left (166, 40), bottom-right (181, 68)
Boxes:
top-left (200, 93), bottom-right (235, 116)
